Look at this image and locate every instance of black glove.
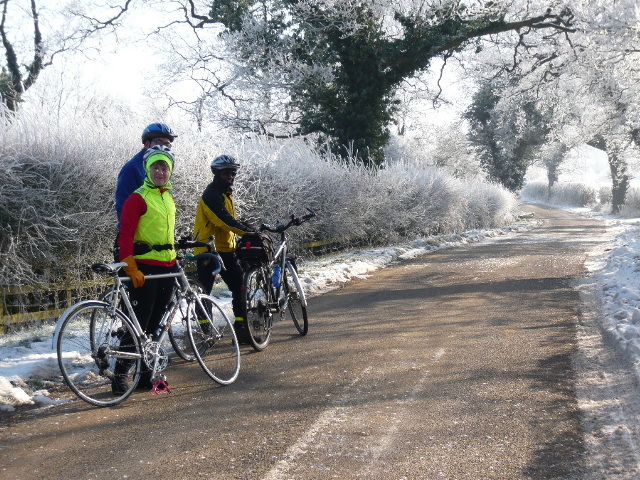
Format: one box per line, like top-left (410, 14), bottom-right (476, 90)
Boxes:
top-left (242, 222), bottom-right (257, 233)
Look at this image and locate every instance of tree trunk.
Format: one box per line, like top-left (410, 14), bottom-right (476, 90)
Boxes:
top-left (547, 167), bottom-right (558, 198)
top-left (588, 135), bottom-right (630, 214)
top-left (609, 152), bottom-right (630, 214)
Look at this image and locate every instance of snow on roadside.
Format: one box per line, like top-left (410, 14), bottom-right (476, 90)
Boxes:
top-left (584, 216), bottom-right (640, 369)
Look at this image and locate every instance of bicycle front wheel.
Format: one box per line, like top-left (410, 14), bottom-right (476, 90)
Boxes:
top-left (166, 278), bottom-right (204, 362)
top-left (57, 302), bottom-right (141, 406)
top-left (187, 294), bottom-right (240, 385)
top-left (283, 261), bottom-right (309, 335)
top-left (242, 266), bottom-right (272, 351)
top-left (168, 298), bottom-right (197, 362)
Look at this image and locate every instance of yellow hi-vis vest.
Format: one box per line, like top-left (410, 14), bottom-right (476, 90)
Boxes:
top-left (133, 185), bottom-right (176, 263)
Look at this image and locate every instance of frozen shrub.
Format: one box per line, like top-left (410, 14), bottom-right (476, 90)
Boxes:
top-left (619, 188), bottom-right (640, 217)
top-left (599, 186), bottom-right (612, 206)
top-left (1, 110), bottom-right (518, 294)
top-left (550, 183), bottom-right (597, 207)
top-left (521, 181), bottom-right (550, 202)
top-left (521, 181), bottom-right (597, 207)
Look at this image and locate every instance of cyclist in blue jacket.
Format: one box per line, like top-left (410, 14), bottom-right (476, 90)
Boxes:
top-left (114, 123), bottom-right (177, 225)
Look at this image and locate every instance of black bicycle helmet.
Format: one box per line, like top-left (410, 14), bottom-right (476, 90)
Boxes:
top-left (210, 155), bottom-right (241, 173)
top-left (141, 123), bottom-right (177, 143)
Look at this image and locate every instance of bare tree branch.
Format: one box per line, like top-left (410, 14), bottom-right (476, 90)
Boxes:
top-left (0, 0), bottom-right (136, 111)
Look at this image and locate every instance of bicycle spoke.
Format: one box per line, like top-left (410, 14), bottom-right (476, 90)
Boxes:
top-left (242, 267), bottom-right (272, 351)
top-left (187, 294), bottom-right (240, 385)
top-left (168, 299), bottom-right (197, 361)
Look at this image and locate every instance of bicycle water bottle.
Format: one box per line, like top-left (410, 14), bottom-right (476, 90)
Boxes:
top-left (272, 265), bottom-right (281, 288)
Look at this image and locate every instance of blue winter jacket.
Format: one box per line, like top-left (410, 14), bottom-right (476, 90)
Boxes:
top-left (114, 149), bottom-right (146, 225)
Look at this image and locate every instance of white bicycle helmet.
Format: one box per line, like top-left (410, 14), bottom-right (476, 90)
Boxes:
top-left (143, 145), bottom-right (175, 171)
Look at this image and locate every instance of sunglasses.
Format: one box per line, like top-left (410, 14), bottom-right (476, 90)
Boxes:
top-left (220, 170), bottom-right (237, 177)
top-left (151, 138), bottom-right (172, 148)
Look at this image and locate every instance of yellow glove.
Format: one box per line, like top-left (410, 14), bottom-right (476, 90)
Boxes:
top-left (122, 256), bottom-right (145, 288)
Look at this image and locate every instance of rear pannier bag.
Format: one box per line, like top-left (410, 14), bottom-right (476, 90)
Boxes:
top-left (236, 232), bottom-right (275, 263)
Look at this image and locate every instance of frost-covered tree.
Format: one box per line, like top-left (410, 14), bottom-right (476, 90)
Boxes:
top-left (537, 1), bottom-right (640, 212)
top-left (385, 121), bottom-right (485, 179)
top-left (465, 76), bottom-right (551, 192)
top-left (168, 0), bottom-right (575, 166)
top-left (539, 141), bottom-right (568, 194)
top-left (460, 0), bottom-right (640, 210)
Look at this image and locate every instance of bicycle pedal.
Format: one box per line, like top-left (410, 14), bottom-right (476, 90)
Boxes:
top-left (150, 379), bottom-right (172, 394)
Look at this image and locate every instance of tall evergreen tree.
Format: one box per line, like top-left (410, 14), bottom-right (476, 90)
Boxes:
top-left (465, 80), bottom-right (551, 191)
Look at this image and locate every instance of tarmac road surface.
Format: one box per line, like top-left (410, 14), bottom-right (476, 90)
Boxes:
top-left (0, 204), bottom-right (607, 479)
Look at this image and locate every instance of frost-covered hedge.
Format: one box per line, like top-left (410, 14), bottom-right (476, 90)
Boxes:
top-left (521, 181), bottom-right (598, 207)
top-left (619, 188), bottom-right (640, 217)
top-left (0, 108), bottom-right (518, 290)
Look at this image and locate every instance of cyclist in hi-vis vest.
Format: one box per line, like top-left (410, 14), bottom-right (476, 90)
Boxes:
top-left (193, 155), bottom-right (255, 344)
top-left (114, 146), bottom-right (178, 395)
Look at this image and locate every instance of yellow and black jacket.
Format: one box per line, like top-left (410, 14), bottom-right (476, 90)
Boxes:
top-left (193, 178), bottom-right (250, 254)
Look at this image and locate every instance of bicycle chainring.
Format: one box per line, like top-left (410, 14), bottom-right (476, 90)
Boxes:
top-left (142, 341), bottom-right (169, 372)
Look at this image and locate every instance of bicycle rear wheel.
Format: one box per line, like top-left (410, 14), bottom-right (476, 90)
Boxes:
top-left (187, 294), bottom-right (240, 385)
top-left (284, 261), bottom-right (308, 336)
top-left (92, 285), bottom-right (119, 349)
top-left (57, 302), bottom-right (141, 406)
top-left (242, 266), bottom-right (272, 351)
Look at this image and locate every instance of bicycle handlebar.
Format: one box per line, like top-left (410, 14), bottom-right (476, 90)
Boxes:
top-left (259, 208), bottom-right (317, 234)
top-left (175, 236), bottom-right (214, 252)
top-left (90, 252), bottom-right (221, 278)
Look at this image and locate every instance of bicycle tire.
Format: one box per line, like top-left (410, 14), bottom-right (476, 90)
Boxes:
top-left (242, 266), bottom-right (272, 351)
top-left (284, 261), bottom-right (308, 336)
top-left (57, 301), bottom-right (141, 407)
top-left (187, 294), bottom-right (240, 384)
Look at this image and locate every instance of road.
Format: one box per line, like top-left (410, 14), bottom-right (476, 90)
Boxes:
top-left (0, 204), bottom-right (608, 479)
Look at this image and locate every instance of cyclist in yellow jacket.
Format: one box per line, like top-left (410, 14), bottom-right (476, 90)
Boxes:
top-left (193, 155), bottom-right (254, 343)
top-left (114, 145), bottom-right (177, 394)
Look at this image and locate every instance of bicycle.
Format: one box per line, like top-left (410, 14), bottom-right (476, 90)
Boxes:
top-left (97, 249), bottom-right (210, 363)
top-left (239, 209), bottom-right (316, 351)
top-left (53, 239), bottom-right (240, 407)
